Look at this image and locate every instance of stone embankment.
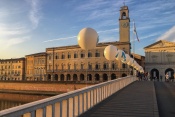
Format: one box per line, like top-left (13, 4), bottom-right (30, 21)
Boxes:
top-left (0, 81), bottom-right (93, 95)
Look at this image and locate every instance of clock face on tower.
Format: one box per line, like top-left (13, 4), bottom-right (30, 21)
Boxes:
top-left (121, 22), bottom-right (129, 28)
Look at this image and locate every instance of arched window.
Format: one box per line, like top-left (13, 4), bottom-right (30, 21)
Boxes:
top-left (122, 12), bottom-right (126, 19)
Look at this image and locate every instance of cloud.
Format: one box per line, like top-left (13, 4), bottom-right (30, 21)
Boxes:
top-left (156, 26), bottom-right (175, 42)
top-left (43, 36), bottom-right (77, 43)
top-left (0, 36), bottom-right (30, 49)
top-left (43, 28), bottom-right (119, 43)
top-left (27, 0), bottom-right (41, 29)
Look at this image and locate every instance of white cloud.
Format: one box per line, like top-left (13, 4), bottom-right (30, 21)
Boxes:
top-left (43, 36), bottom-right (77, 43)
top-left (27, 0), bottom-right (41, 29)
top-left (156, 26), bottom-right (175, 42)
top-left (0, 37), bottom-right (30, 49)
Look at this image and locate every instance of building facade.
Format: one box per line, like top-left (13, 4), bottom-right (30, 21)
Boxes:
top-left (25, 52), bottom-right (46, 81)
top-left (0, 58), bottom-right (25, 80)
top-left (46, 6), bottom-right (131, 82)
top-left (144, 40), bottom-right (175, 80)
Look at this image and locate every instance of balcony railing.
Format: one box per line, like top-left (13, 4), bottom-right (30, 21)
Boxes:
top-left (47, 68), bottom-right (129, 73)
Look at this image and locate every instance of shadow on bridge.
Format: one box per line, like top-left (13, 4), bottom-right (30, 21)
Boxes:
top-left (80, 81), bottom-right (159, 117)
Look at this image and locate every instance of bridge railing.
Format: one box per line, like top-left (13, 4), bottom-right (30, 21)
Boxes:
top-left (0, 76), bottom-right (137, 117)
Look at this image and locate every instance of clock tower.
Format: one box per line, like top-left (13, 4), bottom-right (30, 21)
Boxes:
top-left (119, 6), bottom-right (130, 42)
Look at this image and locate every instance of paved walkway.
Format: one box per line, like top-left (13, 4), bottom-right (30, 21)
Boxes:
top-left (79, 81), bottom-right (159, 117)
top-left (155, 82), bottom-right (175, 117)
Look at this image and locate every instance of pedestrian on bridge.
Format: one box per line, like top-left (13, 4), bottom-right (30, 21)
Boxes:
top-left (165, 73), bottom-right (169, 82)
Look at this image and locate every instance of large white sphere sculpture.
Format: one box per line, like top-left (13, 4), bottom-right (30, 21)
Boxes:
top-left (121, 54), bottom-right (130, 64)
top-left (77, 28), bottom-right (98, 50)
top-left (104, 45), bottom-right (118, 60)
top-left (116, 49), bottom-right (126, 61)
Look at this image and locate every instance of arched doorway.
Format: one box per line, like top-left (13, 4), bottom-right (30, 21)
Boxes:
top-left (151, 68), bottom-right (159, 79)
top-left (95, 74), bottom-right (100, 81)
top-left (88, 74), bottom-right (92, 81)
top-left (48, 74), bottom-right (51, 81)
top-left (73, 74), bottom-right (77, 81)
top-left (54, 74), bottom-right (58, 81)
top-left (122, 73), bottom-right (127, 77)
top-left (111, 73), bottom-right (116, 80)
top-left (80, 74), bottom-right (84, 81)
top-left (103, 73), bottom-right (108, 81)
top-left (67, 74), bottom-right (71, 81)
top-left (60, 74), bottom-right (64, 81)
top-left (165, 68), bottom-right (174, 79)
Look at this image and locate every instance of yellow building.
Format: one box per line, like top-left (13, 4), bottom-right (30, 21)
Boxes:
top-left (144, 40), bottom-right (175, 79)
top-left (25, 52), bottom-right (46, 81)
top-left (0, 58), bottom-right (25, 80)
top-left (46, 6), bottom-right (131, 82)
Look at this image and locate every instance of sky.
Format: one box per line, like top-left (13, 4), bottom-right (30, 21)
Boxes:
top-left (0, 0), bottom-right (175, 59)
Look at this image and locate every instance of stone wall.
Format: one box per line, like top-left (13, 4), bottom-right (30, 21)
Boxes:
top-left (0, 82), bottom-right (93, 93)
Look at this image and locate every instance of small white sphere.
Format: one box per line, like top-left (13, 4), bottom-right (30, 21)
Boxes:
top-left (121, 54), bottom-right (130, 63)
top-left (127, 58), bottom-right (134, 66)
top-left (116, 49), bottom-right (126, 61)
top-left (77, 28), bottom-right (98, 50)
top-left (104, 45), bottom-right (118, 60)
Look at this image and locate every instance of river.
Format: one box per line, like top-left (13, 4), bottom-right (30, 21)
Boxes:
top-left (0, 93), bottom-right (53, 111)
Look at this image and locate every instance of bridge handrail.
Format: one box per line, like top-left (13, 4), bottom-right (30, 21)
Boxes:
top-left (0, 76), bottom-right (137, 117)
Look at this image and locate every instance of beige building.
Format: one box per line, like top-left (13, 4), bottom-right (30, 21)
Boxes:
top-left (131, 53), bottom-right (145, 70)
top-left (46, 6), bottom-right (132, 82)
top-left (25, 52), bottom-right (46, 81)
top-left (0, 58), bottom-right (25, 80)
top-left (144, 40), bottom-right (175, 79)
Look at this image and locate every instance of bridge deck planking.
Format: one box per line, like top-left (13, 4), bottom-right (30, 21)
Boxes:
top-left (79, 81), bottom-right (158, 117)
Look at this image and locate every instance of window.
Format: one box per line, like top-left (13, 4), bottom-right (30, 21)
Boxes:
top-left (103, 63), bottom-right (107, 70)
top-left (122, 63), bottom-right (126, 68)
top-left (95, 64), bottom-right (99, 70)
top-left (61, 53), bottom-right (65, 59)
top-left (88, 51), bottom-right (92, 58)
top-left (112, 63), bottom-right (116, 70)
top-left (74, 63), bottom-right (77, 70)
top-left (81, 63), bottom-right (84, 69)
top-left (61, 64), bottom-right (64, 70)
top-left (55, 53), bottom-right (58, 59)
top-left (68, 52), bottom-right (71, 59)
top-left (88, 63), bottom-right (92, 70)
top-left (55, 64), bottom-right (58, 70)
top-left (81, 52), bottom-right (85, 58)
top-left (48, 54), bottom-right (52, 60)
top-left (68, 64), bottom-right (70, 70)
top-left (122, 12), bottom-right (126, 19)
top-left (95, 50), bottom-right (100, 57)
top-left (74, 52), bottom-right (78, 58)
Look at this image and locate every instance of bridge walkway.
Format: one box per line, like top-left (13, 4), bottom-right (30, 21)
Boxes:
top-left (79, 81), bottom-right (159, 117)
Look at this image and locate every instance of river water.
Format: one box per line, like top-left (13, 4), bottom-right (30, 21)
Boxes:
top-left (0, 93), bottom-right (52, 111)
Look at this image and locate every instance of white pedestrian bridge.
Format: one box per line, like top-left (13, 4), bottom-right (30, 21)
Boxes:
top-left (0, 76), bottom-right (136, 117)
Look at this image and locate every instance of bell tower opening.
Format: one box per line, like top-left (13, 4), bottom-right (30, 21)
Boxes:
top-left (119, 6), bottom-right (130, 42)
